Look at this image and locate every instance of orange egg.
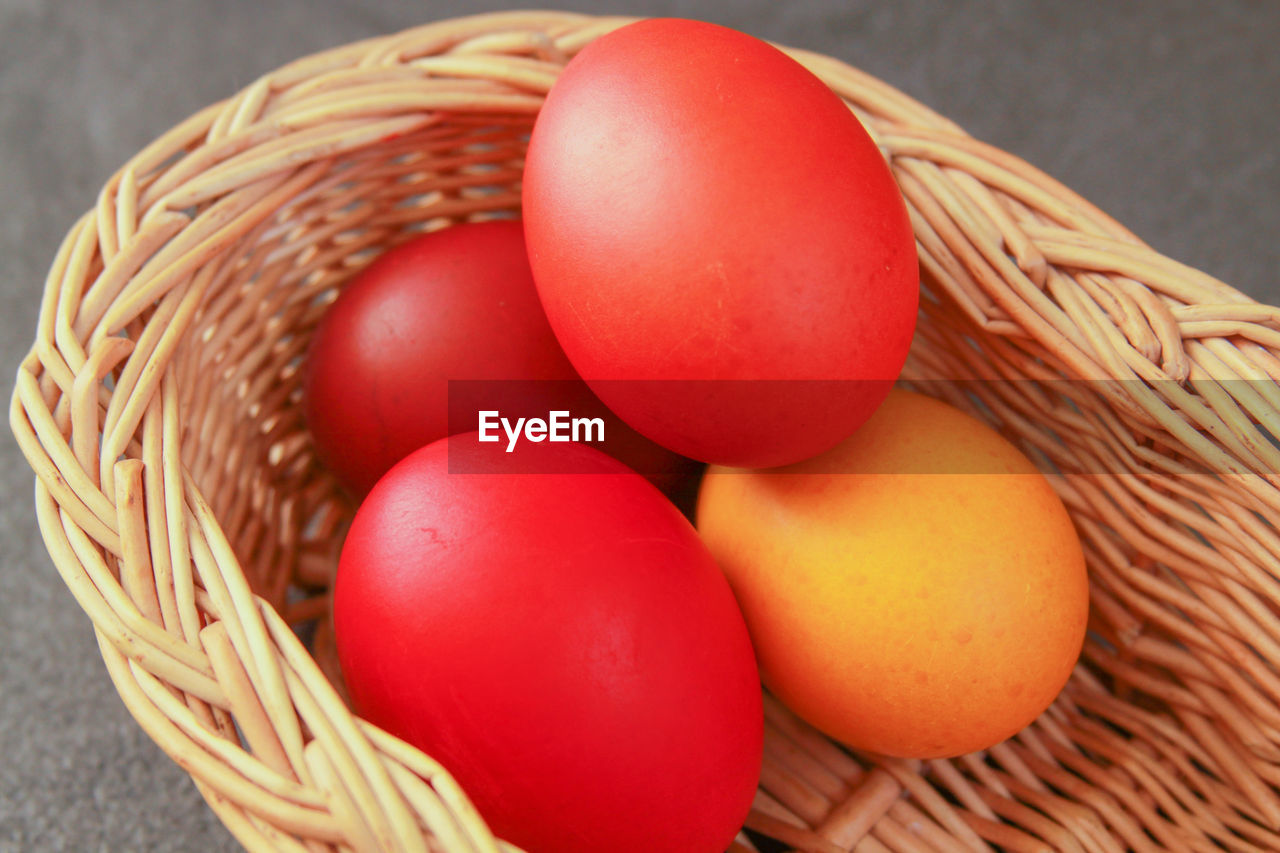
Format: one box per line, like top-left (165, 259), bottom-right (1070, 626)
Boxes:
top-left (696, 389), bottom-right (1089, 758)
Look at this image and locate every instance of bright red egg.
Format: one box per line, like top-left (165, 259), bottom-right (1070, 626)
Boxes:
top-left (333, 436), bottom-right (762, 853)
top-left (523, 19), bottom-right (919, 467)
top-left (302, 220), bottom-right (693, 496)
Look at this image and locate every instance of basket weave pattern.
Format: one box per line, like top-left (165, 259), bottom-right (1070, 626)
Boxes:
top-left (13, 11), bottom-right (1280, 851)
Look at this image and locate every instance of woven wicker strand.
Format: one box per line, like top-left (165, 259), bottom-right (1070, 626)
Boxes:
top-left (12, 10), bottom-right (1280, 851)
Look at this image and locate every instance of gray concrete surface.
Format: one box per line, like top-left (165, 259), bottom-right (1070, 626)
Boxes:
top-left (2, 0), bottom-right (1278, 849)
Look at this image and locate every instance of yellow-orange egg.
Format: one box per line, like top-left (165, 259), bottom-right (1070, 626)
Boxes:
top-left (696, 389), bottom-right (1089, 758)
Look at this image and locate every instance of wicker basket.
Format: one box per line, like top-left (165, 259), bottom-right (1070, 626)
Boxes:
top-left (12, 10), bottom-right (1280, 851)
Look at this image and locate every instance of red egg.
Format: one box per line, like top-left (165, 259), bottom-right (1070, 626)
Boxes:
top-left (302, 220), bottom-right (693, 496)
top-left (333, 436), bottom-right (762, 853)
top-left (302, 221), bottom-right (572, 495)
top-left (523, 19), bottom-right (919, 467)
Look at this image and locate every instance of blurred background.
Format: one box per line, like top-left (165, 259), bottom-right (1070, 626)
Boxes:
top-left (2, 1), bottom-right (1277, 849)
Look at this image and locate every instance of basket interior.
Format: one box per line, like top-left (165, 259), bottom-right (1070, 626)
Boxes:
top-left (166, 109), bottom-right (1280, 849)
top-left (171, 119), bottom-right (534, 633)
